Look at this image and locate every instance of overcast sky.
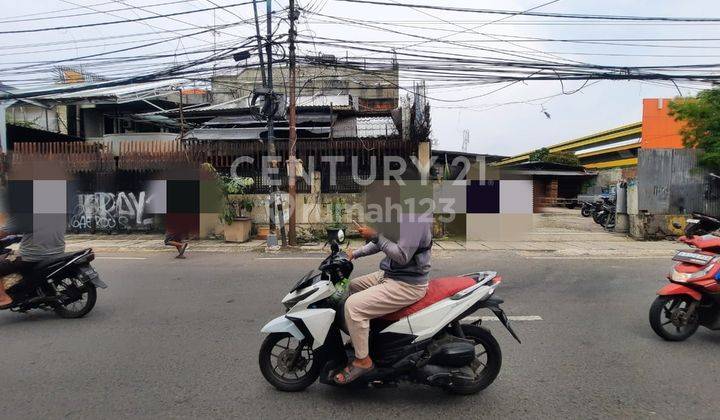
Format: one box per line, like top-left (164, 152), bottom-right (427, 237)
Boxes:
top-left (2, 0), bottom-right (719, 156)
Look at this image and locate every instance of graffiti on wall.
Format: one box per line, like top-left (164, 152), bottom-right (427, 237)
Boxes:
top-left (69, 191), bottom-right (154, 231)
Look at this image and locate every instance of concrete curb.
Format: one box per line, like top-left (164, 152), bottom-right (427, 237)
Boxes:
top-left (64, 235), bottom-right (683, 257)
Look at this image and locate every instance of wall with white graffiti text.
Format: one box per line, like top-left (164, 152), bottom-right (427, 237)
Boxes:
top-left (69, 191), bottom-right (156, 232)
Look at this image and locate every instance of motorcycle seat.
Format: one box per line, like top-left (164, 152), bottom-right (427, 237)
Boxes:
top-left (683, 235), bottom-right (720, 250)
top-left (32, 249), bottom-right (91, 271)
top-left (381, 276), bottom-right (476, 322)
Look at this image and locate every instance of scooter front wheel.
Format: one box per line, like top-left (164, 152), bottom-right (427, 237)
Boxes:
top-left (649, 296), bottom-right (699, 341)
top-left (259, 333), bottom-right (322, 392)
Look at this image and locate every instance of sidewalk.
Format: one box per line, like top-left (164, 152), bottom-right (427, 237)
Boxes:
top-left (63, 228), bottom-right (683, 258)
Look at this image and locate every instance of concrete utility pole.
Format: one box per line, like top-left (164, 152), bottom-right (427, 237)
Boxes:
top-left (251, 0), bottom-right (276, 243)
top-left (178, 88), bottom-right (185, 140)
top-left (287, 0), bottom-right (298, 246)
top-left (252, 0), bottom-right (267, 87)
top-left (264, 0), bottom-right (287, 247)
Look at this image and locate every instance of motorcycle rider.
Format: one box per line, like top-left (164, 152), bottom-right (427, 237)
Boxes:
top-left (0, 162), bottom-right (68, 309)
top-left (334, 218), bottom-right (432, 384)
top-left (0, 218), bottom-right (66, 309)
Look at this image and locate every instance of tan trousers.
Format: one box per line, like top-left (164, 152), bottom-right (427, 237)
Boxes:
top-left (344, 270), bottom-right (427, 359)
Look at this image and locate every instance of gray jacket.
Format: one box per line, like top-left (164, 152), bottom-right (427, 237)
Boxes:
top-left (352, 223), bottom-right (432, 285)
top-left (3, 215), bottom-right (65, 262)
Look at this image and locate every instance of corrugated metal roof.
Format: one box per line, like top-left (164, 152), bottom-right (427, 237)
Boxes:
top-left (184, 96), bottom-right (250, 112)
top-left (296, 94), bottom-right (353, 109)
top-left (201, 113), bottom-right (332, 127)
top-left (182, 94), bottom-right (352, 114)
top-left (187, 126), bottom-right (332, 141)
top-left (355, 116), bottom-right (398, 138)
top-left (28, 79), bottom-right (188, 102)
top-left (330, 116), bottom-right (399, 138)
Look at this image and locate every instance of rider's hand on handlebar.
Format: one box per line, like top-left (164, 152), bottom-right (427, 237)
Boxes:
top-left (346, 248), bottom-right (354, 261)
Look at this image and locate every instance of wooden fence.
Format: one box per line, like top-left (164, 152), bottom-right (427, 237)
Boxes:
top-left (12, 141), bottom-right (112, 172)
top-left (5, 138), bottom-right (418, 193)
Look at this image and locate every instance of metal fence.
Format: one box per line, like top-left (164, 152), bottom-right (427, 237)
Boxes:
top-left (637, 148), bottom-right (720, 216)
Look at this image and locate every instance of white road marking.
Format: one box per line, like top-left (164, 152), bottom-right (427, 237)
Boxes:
top-left (256, 257), bottom-right (321, 260)
top-left (465, 315), bottom-right (543, 322)
top-left (524, 255), bottom-right (668, 260)
top-left (96, 257), bottom-right (148, 260)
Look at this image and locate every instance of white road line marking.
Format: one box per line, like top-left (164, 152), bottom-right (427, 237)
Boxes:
top-left (256, 257), bottom-right (321, 260)
top-left (96, 257), bottom-right (148, 260)
top-left (465, 315), bottom-right (543, 322)
top-left (525, 255), bottom-right (668, 260)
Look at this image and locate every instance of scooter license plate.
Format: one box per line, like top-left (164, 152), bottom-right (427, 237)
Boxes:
top-left (672, 251), bottom-right (714, 265)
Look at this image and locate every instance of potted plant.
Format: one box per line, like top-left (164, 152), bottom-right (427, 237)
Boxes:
top-left (219, 175), bottom-right (255, 243)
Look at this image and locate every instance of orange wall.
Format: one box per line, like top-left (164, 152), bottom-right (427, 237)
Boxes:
top-left (641, 98), bottom-right (686, 149)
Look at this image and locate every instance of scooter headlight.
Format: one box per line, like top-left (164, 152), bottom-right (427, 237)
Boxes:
top-left (670, 270), bottom-right (692, 282)
top-left (670, 263), bottom-right (715, 282)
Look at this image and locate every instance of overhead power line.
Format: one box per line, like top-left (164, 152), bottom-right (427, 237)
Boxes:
top-left (302, 10), bottom-right (571, 66)
top-left (304, 19), bottom-right (720, 26)
top-left (0, 25), bottom-right (227, 51)
top-left (0, 1), bottom-right (257, 35)
top-left (334, 0), bottom-right (720, 22)
top-left (0, 0), bottom-right (195, 24)
top-left (0, 0), bottom-right (117, 21)
top-left (0, 38), bottom-right (261, 99)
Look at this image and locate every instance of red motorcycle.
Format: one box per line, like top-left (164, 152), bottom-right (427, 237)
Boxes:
top-left (650, 213), bottom-right (720, 341)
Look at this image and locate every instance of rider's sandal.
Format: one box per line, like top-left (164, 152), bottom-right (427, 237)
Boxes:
top-left (176, 243), bottom-right (188, 258)
top-left (333, 363), bottom-right (375, 385)
top-left (0, 302), bottom-right (13, 310)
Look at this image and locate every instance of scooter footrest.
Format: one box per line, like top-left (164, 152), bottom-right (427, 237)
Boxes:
top-left (369, 380), bottom-right (398, 388)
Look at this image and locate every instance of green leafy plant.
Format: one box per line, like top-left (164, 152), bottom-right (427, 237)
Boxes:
top-left (329, 196), bottom-right (346, 229)
top-left (9, 120), bottom-right (38, 129)
top-left (669, 88), bottom-right (720, 170)
top-left (529, 147), bottom-right (580, 166)
top-left (203, 163), bottom-right (255, 225)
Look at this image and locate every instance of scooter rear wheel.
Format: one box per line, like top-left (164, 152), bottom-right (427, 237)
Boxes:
top-left (445, 325), bottom-right (502, 395)
top-left (259, 333), bottom-right (322, 392)
top-left (649, 296), bottom-right (699, 341)
top-left (52, 278), bottom-right (97, 319)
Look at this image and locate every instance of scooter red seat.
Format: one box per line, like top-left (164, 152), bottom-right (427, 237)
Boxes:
top-left (381, 276), bottom-right (476, 322)
top-left (682, 235), bottom-right (720, 251)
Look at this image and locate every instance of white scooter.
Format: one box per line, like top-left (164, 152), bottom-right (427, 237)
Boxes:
top-left (259, 232), bottom-right (520, 394)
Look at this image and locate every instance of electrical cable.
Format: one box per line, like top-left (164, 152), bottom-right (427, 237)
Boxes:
top-left (0, 0), bottom-right (196, 24)
top-left (333, 0), bottom-right (720, 22)
top-left (0, 1), bottom-right (257, 34)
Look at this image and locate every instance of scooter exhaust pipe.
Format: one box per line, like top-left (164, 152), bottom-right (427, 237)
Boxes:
top-left (413, 364), bottom-right (475, 386)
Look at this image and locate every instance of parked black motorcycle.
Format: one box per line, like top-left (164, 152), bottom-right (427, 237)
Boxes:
top-left (580, 201), bottom-right (594, 217)
top-left (594, 202), bottom-right (617, 230)
top-left (0, 235), bottom-right (106, 318)
top-left (591, 199), bottom-right (607, 224)
top-left (604, 203), bottom-right (617, 230)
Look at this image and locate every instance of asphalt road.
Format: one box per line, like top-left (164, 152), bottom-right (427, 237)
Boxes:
top-left (1, 250), bottom-right (718, 419)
